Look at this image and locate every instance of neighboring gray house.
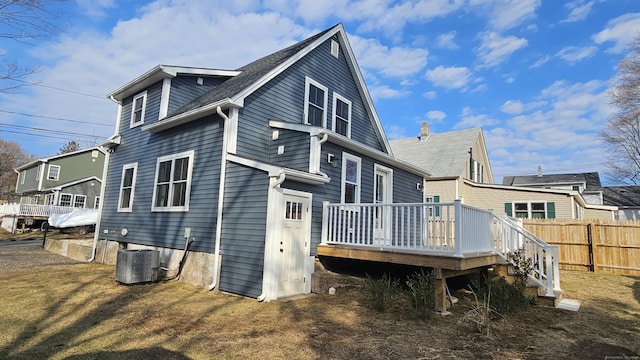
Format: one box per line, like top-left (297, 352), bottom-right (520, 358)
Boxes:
top-left (502, 171), bottom-right (604, 204)
top-left (602, 186), bottom-right (640, 220)
top-left (14, 147), bottom-right (106, 209)
top-left (96, 24), bottom-right (429, 301)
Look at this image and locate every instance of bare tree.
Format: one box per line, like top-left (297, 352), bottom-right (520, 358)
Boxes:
top-left (601, 35), bottom-right (640, 185)
top-left (0, 0), bottom-right (64, 92)
top-left (0, 139), bottom-right (33, 202)
top-left (57, 140), bottom-right (79, 154)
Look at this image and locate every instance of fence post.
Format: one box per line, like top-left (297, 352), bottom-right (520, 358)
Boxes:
top-left (587, 223), bottom-right (595, 272)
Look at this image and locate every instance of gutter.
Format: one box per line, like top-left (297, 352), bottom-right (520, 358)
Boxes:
top-left (89, 96), bottom-right (122, 262)
top-left (208, 106), bottom-right (230, 291)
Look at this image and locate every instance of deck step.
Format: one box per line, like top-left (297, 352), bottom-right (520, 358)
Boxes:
top-left (555, 298), bottom-right (582, 312)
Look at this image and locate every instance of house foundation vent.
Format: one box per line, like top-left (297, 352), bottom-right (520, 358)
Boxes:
top-left (115, 249), bottom-right (159, 284)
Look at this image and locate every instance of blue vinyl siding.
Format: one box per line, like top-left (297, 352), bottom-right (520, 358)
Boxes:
top-left (269, 128), bottom-right (310, 172)
top-left (168, 75), bottom-right (227, 115)
top-left (235, 36), bottom-right (385, 166)
top-left (219, 162), bottom-right (269, 298)
top-left (98, 115), bottom-right (224, 253)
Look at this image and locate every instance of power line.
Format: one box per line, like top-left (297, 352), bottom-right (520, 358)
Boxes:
top-left (0, 109), bottom-right (113, 127)
top-left (0, 129), bottom-right (100, 143)
top-left (0, 123), bottom-right (103, 140)
top-left (10, 79), bottom-right (106, 99)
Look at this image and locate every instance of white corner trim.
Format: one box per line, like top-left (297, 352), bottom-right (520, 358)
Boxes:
top-left (159, 78), bottom-right (172, 119)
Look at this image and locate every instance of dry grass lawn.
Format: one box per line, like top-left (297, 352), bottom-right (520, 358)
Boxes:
top-left (0, 238), bottom-right (638, 359)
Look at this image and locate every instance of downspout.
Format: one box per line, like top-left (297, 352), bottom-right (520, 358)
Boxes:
top-left (315, 131), bottom-right (329, 178)
top-left (89, 96), bottom-right (121, 262)
top-left (257, 172), bottom-right (286, 302)
top-left (208, 106), bottom-right (230, 291)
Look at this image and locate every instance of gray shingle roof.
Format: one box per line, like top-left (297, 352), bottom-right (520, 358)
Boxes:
top-left (167, 26), bottom-right (336, 118)
top-left (389, 128), bottom-right (481, 177)
top-left (502, 172), bottom-right (601, 188)
top-left (602, 186), bottom-right (640, 207)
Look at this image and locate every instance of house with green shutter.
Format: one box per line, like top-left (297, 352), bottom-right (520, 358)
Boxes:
top-left (390, 124), bottom-right (617, 220)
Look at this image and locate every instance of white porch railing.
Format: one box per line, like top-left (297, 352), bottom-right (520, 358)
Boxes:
top-left (493, 214), bottom-right (561, 297)
top-left (0, 203), bottom-right (76, 218)
top-left (321, 200), bottom-right (561, 297)
top-left (321, 200), bottom-right (494, 257)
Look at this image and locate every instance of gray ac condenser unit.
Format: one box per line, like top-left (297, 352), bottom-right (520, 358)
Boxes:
top-left (115, 249), bottom-right (160, 284)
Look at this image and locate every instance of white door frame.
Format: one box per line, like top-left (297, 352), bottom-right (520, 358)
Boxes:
top-left (262, 184), bottom-right (313, 301)
top-left (373, 164), bottom-right (393, 245)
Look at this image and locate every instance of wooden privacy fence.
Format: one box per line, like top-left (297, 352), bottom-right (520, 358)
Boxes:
top-left (523, 219), bottom-right (640, 276)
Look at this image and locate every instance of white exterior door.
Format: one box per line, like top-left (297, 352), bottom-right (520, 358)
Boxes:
top-left (373, 166), bottom-right (393, 246)
top-left (278, 193), bottom-right (311, 298)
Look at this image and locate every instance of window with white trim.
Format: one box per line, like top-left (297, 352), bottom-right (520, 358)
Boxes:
top-left (73, 195), bottom-right (86, 208)
top-left (341, 153), bottom-right (361, 203)
top-left (47, 165), bottom-right (60, 181)
top-left (285, 201), bottom-right (303, 220)
top-left (118, 163), bottom-right (138, 212)
top-left (152, 150), bottom-right (194, 211)
top-left (130, 91), bottom-right (147, 127)
top-left (20, 171), bottom-right (25, 185)
top-left (36, 164), bottom-right (41, 181)
top-left (304, 77), bottom-right (328, 128)
top-left (45, 194), bottom-right (55, 205)
top-left (332, 93), bottom-right (351, 137)
top-left (513, 202), bottom-right (547, 219)
top-left (94, 196), bottom-right (100, 210)
top-left (59, 193), bottom-right (72, 207)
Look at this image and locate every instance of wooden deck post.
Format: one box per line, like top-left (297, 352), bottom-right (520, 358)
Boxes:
top-left (433, 268), bottom-right (448, 313)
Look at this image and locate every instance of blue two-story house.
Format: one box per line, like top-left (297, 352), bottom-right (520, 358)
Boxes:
top-left (96, 24), bottom-right (561, 307)
top-left (96, 24), bottom-right (430, 301)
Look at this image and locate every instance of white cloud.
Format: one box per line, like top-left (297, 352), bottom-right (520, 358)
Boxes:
top-left (425, 65), bottom-right (472, 89)
top-left (368, 85), bottom-right (409, 100)
top-left (555, 46), bottom-right (597, 64)
top-left (501, 100), bottom-right (524, 115)
top-left (425, 110), bottom-right (446, 121)
top-left (529, 54), bottom-right (550, 68)
top-left (436, 31), bottom-right (459, 49)
top-left (593, 13), bottom-right (640, 53)
top-left (384, 124), bottom-right (407, 140)
top-left (423, 90), bottom-right (437, 99)
top-left (469, 0), bottom-right (541, 30)
top-left (76, 0), bottom-right (115, 18)
top-left (350, 35), bottom-right (429, 78)
top-left (476, 31), bottom-right (528, 68)
top-left (560, 0), bottom-right (594, 23)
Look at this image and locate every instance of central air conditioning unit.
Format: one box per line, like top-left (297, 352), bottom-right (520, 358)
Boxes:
top-left (115, 249), bottom-right (160, 284)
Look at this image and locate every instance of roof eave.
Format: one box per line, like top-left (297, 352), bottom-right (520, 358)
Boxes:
top-left (141, 99), bottom-right (238, 133)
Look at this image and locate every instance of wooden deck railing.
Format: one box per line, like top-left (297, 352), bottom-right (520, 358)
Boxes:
top-left (321, 200), bottom-right (495, 257)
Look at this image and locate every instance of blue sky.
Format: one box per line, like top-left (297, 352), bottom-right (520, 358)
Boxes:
top-left (1, 0), bottom-right (639, 184)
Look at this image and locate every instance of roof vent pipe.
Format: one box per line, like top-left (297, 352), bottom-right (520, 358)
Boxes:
top-left (537, 165), bottom-right (543, 177)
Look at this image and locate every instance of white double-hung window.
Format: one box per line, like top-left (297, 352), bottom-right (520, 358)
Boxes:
top-left (304, 77), bottom-right (328, 128)
top-left (152, 150), bottom-right (194, 211)
top-left (332, 92), bottom-right (351, 137)
top-left (130, 91), bottom-right (147, 127)
top-left (341, 153), bottom-right (361, 203)
top-left (118, 163), bottom-right (138, 212)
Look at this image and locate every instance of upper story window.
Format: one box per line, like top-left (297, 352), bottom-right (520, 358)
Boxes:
top-left (20, 171), bottom-right (26, 185)
top-left (341, 153), bottom-right (361, 203)
top-left (470, 159), bottom-right (484, 183)
top-left (130, 91), bottom-right (147, 128)
top-left (152, 150), bottom-right (194, 212)
top-left (36, 164), bottom-right (41, 181)
top-left (332, 93), bottom-right (351, 137)
top-left (47, 165), bottom-right (60, 181)
top-left (118, 163), bottom-right (138, 212)
top-left (304, 77), bottom-right (328, 128)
